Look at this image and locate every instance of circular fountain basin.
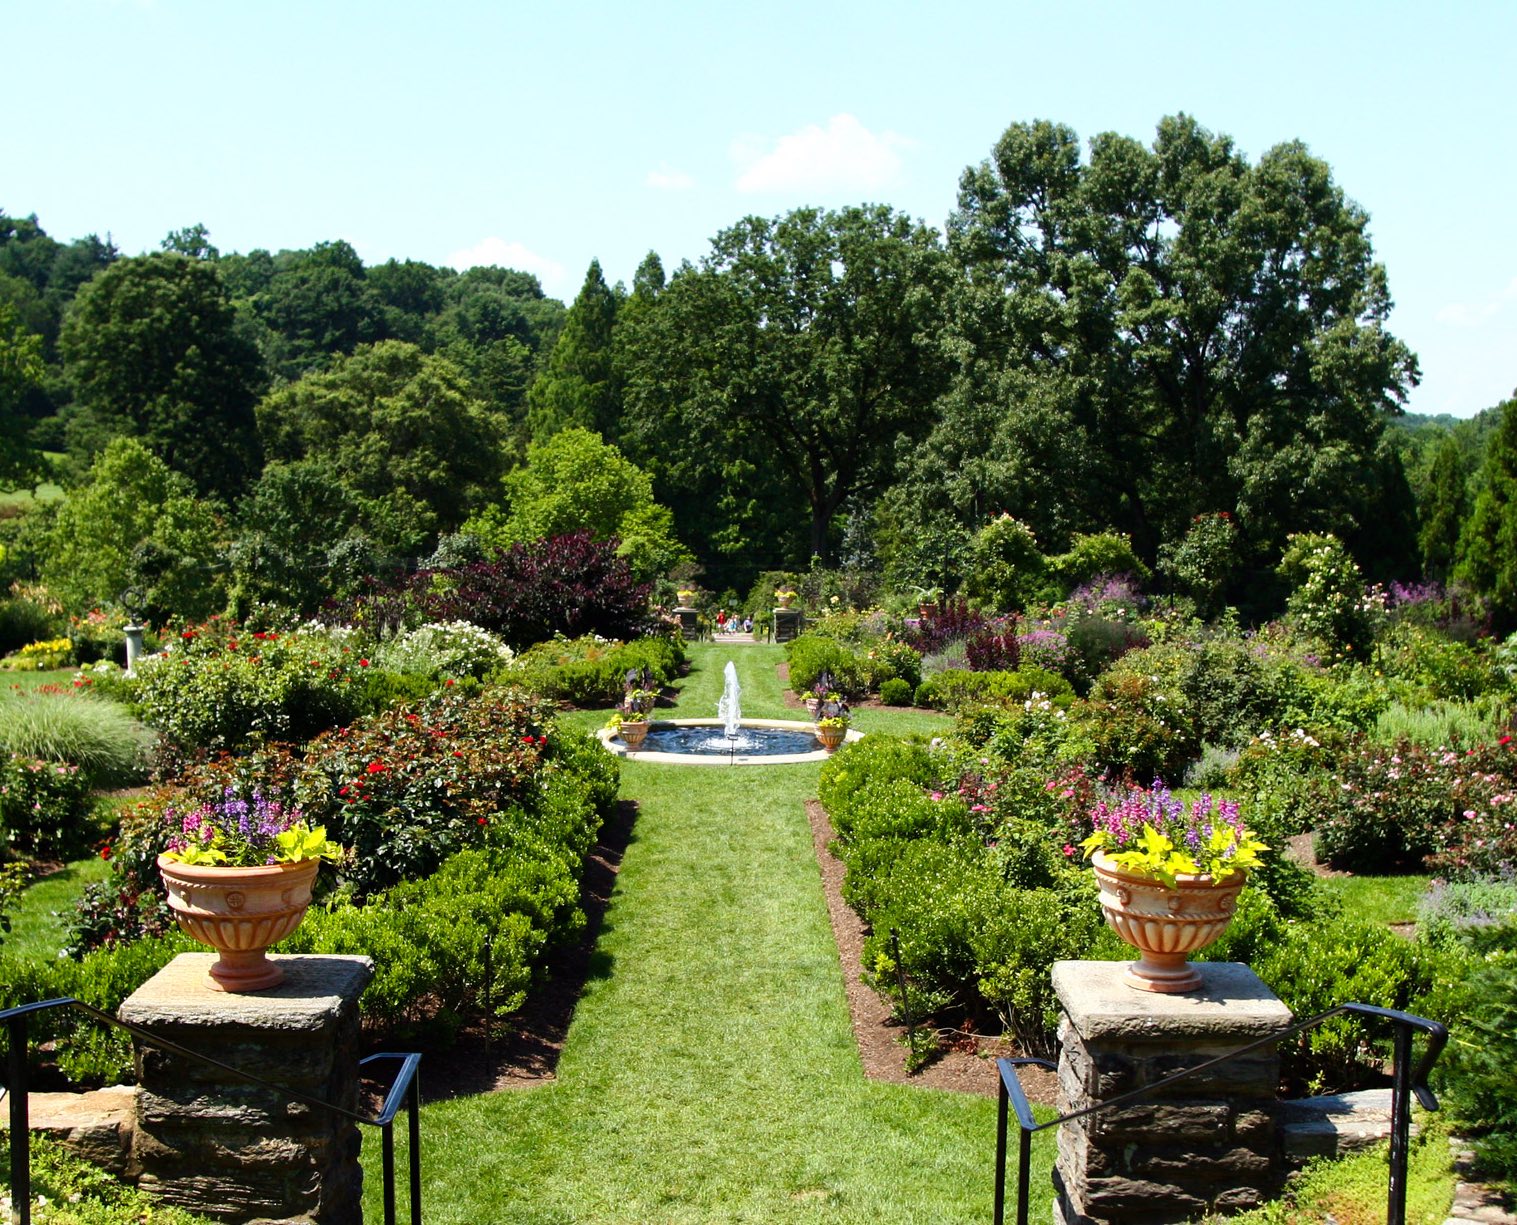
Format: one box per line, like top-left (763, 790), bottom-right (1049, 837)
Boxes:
top-left (596, 718), bottom-right (861, 765)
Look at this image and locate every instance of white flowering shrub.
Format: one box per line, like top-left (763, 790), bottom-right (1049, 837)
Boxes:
top-left (371, 621), bottom-right (516, 681)
top-left (1278, 533), bottom-right (1385, 660)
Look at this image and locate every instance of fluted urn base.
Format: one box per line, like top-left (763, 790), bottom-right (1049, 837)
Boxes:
top-left (157, 855), bottom-right (319, 992)
top-left (1091, 850), bottom-right (1246, 993)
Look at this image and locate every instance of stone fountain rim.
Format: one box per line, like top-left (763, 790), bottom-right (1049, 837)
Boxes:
top-left (595, 717), bottom-right (862, 766)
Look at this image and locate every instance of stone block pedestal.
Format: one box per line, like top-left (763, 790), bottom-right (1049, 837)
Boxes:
top-left (772, 607), bottom-right (804, 643)
top-left (1052, 960), bottom-right (1292, 1223)
top-left (119, 953), bottom-right (373, 1225)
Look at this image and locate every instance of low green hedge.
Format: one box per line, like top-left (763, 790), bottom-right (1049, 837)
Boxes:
top-left (513, 634), bottom-right (684, 706)
top-left (912, 666), bottom-right (1073, 713)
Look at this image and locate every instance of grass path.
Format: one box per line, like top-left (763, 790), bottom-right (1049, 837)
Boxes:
top-left (394, 645), bottom-right (1046, 1223)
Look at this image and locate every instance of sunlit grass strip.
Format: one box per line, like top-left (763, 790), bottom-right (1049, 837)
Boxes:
top-left (379, 647), bottom-right (1043, 1223)
top-left (3, 856), bottom-right (111, 961)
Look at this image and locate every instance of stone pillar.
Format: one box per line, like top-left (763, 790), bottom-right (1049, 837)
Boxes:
top-left (119, 953), bottom-right (374, 1225)
top-left (124, 624), bottom-right (146, 674)
top-left (772, 607), bottom-right (804, 643)
top-left (1052, 960), bottom-right (1291, 1224)
top-left (674, 606), bottom-right (700, 638)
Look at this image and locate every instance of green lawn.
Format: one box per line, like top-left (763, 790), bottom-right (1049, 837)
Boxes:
top-left (3, 667), bottom-right (76, 692)
top-left (5, 857), bottom-right (111, 961)
top-left (388, 645), bottom-right (1038, 1223)
top-left (1315, 874), bottom-right (1431, 926)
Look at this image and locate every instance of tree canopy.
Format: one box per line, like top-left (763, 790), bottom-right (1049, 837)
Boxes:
top-left (255, 340), bottom-right (508, 555)
top-left (619, 204), bottom-right (953, 567)
top-left (59, 252), bottom-right (264, 497)
top-left (466, 426), bottom-right (690, 583)
top-left (889, 114), bottom-right (1419, 596)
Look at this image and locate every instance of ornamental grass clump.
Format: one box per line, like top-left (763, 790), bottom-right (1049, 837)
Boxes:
top-left (1081, 780), bottom-right (1267, 886)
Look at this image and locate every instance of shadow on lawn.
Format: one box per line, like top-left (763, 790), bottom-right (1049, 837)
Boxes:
top-left (406, 798), bottom-right (638, 1102)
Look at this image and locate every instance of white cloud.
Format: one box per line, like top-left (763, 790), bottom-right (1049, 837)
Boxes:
top-left (446, 237), bottom-right (569, 298)
top-left (732, 113), bottom-right (909, 194)
top-left (646, 162), bottom-right (696, 191)
top-left (1436, 276), bottom-right (1517, 328)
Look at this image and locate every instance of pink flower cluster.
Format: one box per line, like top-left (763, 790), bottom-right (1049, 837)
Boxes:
top-left (1090, 780), bottom-right (1243, 855)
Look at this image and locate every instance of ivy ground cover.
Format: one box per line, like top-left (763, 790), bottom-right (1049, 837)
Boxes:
top-left (389, 645), bottom-right (1039, 1223)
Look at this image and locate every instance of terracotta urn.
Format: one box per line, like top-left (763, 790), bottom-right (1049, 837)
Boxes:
top-left (619, 720), bottom-right (650, 749)
top-left (1090, 850), bottom-right (1245, 994)
top-left (804, 696), bottom-right (822, 718)
top-left (158, 856), bottom-right (320, 992)
top-left (815, 723), bottom-right (848, 752)
top-left (776, 594), bottom-right (794, 609)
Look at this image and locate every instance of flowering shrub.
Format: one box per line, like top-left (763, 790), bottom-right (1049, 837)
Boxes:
top-left (1310, 736), bottom-right (1517, 875)
top-left (371, 620), bottom-right (516, 681)
top-left (965, 514), bottom-right (1046, 612)
top-left (129, 618), bottom-right (370, 753)
top-left (1425, 739), bottom-right (1517, 879)
top-left (1278, 533), bottom-right (1385, 660)
top-left (1081, 780), bottom-right (1267, 885)
top-left (1017, 628), bottom-right (1070, 675)
top-left (1065, 573), bottom-right (1146, 620)
top-left (0, 753), bottom-right (93, 857)
top-left (296, 686), bottom-right (559, 898)
top-left (1079, 669), bottom-right (1198, 782)
top-left (66, 791), bottom-right (179, 953)
top-left (2, 636), bottom-right (73, 670)
top-left (863, 637), bottom-right (922, 691)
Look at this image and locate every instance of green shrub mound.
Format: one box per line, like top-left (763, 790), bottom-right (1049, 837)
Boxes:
top-left (128, 619), bottom-right (370, 753)
top-left (513, 634), bottom-right (684, 706)
top-left (913, 667), bottom-right (1073, 713)
top-left (878, 677), bottom-right (913, 705)
top-left (36, 682), bottom-right (620, 1073)
top-left (786, 633), bottom-right (871, 699)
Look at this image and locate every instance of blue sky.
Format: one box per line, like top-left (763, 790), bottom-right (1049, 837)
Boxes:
top-left (5, 0), bottom-right (1514, 418)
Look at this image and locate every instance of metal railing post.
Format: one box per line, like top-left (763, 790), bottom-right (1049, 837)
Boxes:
top-left (382, 1120), bottom-right (397, 1225)
top-left (992, 1006), bottom-right (1446, 1225)
top-left (1387, 1021), bottom-right (1414, 1225)
top-left (993, 1076), bottom-right (1007, 1225)
top-left (7, 1012), bottom-right (31, 1225)
top-left (407, 1070), bottom-right (422, 1225)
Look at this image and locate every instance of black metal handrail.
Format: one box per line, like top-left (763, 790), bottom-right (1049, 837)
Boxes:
top-left (1, 996), bottom-right (422, 1225)
top-left (993, 1001), bottom-right (1448, 1225)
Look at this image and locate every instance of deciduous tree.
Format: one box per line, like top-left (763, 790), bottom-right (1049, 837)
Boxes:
top-left (59, 252), bottom-right (263, 496)
top-left (256, 340), bottom-right (506, 554)
top-left (620, 205), bottom-right (953, 567)
top-left (900, 115), bottom-right (1419, 592)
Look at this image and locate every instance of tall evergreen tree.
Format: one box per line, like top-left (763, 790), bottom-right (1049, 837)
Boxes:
top-left (1456, 397), bottom-right (1517, 631)
top-left (525, 259), bottom-right (619, 442)
top-left (1419, 433), bottom-right (1472, 582)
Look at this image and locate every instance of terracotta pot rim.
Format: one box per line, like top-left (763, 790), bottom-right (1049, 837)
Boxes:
top-left (1090, 848), bottom-right (1246, 889)
top-left (157, 854), bottom-right (320, 883)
